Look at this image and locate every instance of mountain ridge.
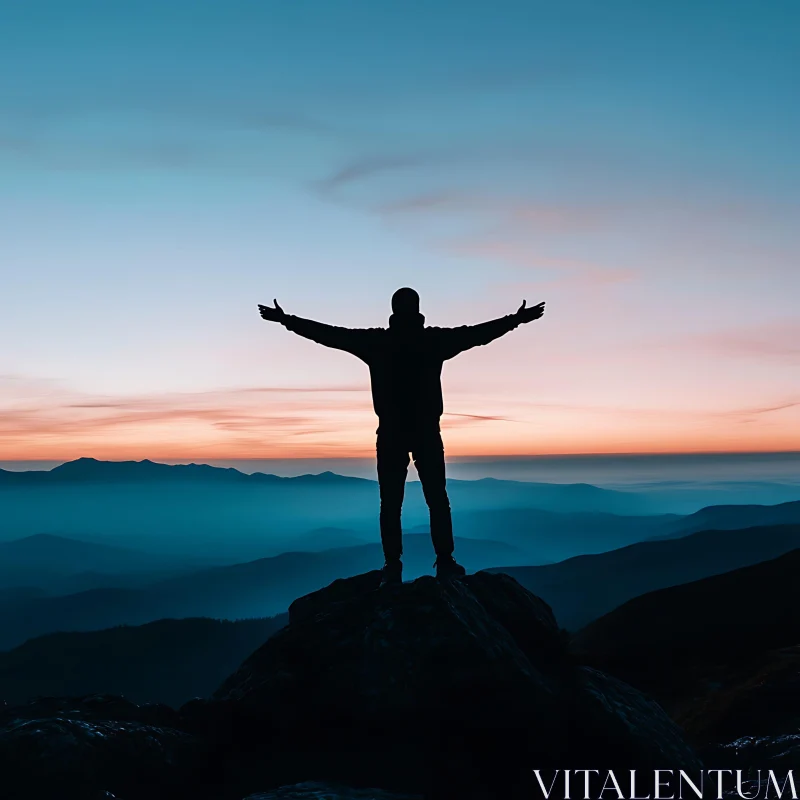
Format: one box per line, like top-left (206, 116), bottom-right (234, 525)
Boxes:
top-left (0, 534), bottom-right (522, 649)
top-left (573, 547), bottom-right (800, 717)
top-left (0, 615), bottom-right (288, 707)
top-left (485, 523), bottom-right (800, 629)
top-left (0, 456), bottom-right (372, 486)
top-left (659, 499), bottom-right (800, 539)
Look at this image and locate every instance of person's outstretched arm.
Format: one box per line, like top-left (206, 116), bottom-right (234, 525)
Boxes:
top-left (258, 299), bottom-right (371, 357)
top-left (438, 300), bottom-right (545, 360)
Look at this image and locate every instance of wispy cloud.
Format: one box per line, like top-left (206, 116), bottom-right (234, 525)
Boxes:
top-left (314, 150), bottom-right (634, 288)
top-left (442, 412), bottom-right (517, 428)
top-left (0, 91), bottom-right (338, 175)
top-left (2, 375), bottom-right (798, 458)
top-left (0, 380), bottom-right (375, 458)
top-left (443, 239), bottom-right (636, 287)
top-left (66, 385), bottom-right (369, 409)
top-left (716, 399), bottom-right (800, 425)
top-left (376, 192), bottom-right (605, 233)
top-left (314, 143), bottom-right (555, 198)
top-left (315, 153), bottom-right (439, 195)
top-left (313, 134), bottom-right (628, 199)
top-left (674, 321), bottom-right (800, 362)
top-left (510, 396), bottom-right (800, 425)
top-left (236, 385), bottom-right (368, 393)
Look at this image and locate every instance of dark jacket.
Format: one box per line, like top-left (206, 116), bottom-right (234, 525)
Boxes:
top-left (282, 311), bottom-right (520, 429)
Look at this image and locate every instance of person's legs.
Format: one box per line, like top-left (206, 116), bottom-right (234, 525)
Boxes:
top-left (412, 428), bottom-right (454, 558)
top-left (376, 427), bottom-right (410, 563)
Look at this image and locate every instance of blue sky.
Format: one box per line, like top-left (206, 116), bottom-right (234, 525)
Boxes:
top-left (1, 0), bottom-right (798, 459)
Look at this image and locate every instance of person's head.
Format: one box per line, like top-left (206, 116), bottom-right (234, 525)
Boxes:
top-left (391, 287), bottom-right (420, 316)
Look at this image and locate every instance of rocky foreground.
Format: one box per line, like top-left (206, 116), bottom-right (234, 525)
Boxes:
top-left (0, 571), bottom-right (708, 799)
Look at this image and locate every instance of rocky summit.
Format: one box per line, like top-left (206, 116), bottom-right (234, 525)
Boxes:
top-left (0, 572), bottom-right (700, 799)
top-left (209, 571), bottom-right (699, 798)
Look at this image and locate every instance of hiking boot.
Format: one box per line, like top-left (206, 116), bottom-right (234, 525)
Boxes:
top-left (434, 555), bottom-right (466, 580)
top-left (380, 558), bottom-right (403, 586)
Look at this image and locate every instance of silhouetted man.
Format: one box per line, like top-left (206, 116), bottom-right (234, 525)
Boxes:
top-left (258, 289), bottom-right (545, 584)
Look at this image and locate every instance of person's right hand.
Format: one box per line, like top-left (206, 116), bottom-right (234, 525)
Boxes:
top-left (516, 300), bottom-right (546, 323)
top-left (258, 299), bottom-right (286, 323)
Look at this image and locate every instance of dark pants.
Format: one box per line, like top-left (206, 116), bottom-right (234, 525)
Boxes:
top-left (376, 424), bottom-right (454, 561)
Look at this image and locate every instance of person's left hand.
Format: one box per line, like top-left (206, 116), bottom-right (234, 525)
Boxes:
top-left (516, 300), bottom-right (546, 323)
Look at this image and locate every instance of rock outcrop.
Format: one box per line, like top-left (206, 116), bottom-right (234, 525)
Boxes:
top-left (0, 572), bottom-right (701, 799)
top-left (211, 571), bottom-right (700, 798)
top-left (0, 694), bottom-right (203, 800)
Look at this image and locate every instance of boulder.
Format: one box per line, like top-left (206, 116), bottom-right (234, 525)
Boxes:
top-left (0, 694), bottom-right (203, 800)
top-left (705, 733), bottom-right (800, 772)
top-left (679, 646), bottom-right (800, 743)
top-left (212, 572), bottom-right (700, 797)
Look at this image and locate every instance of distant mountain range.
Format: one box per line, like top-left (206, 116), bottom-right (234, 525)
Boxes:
top-left (0, 616), bottom-right (287, 707)
top-left (0, 533), bottom-right (520, 649)
top-left (0, 533), bottom-right (221, 594)
top-left (412, 508), bottom-right (681, 562)
top-left (286, 527), bottom-right (368, 551)
top-left (0, 457), bottom-right (369, 486)
top-left (656, 499), bottom-right (800, 539)
top-left (486, 523), bottom-right (800, 630)
top-left (0, 457), bottom-right (672, 564)
top-left (0, 532), bottom-right (205, 573)
top-left (3, 459), bottom-right (799, 566)
top-left (2, 487), bottom-right (800, 644)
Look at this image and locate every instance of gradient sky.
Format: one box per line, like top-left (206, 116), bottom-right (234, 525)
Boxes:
top-left (1, 0), bottom-right (798, 460)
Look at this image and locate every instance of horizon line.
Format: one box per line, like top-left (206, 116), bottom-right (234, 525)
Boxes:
top-left (2, 448), bottom-right (800, 465)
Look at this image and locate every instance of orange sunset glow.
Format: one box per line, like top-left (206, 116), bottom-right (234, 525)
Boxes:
top-left (2, 370), bottom-right (798, 462)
